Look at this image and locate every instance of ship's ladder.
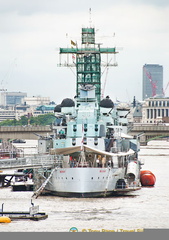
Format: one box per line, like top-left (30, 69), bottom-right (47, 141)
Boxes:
top-left (32, 168), bottom-right (56, 199)
top-left (104, 167), bottom-right (112, 197)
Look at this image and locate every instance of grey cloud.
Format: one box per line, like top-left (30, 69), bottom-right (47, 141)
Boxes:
top-left (1, 0), bottom-right (169, 16)
top-left (0, 0), bottom-right (94, 15)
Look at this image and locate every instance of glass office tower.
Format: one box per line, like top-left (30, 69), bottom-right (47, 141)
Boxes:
top-left (143, 64), bottom-right (163, 100)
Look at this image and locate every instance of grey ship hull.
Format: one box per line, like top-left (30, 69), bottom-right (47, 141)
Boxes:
top-left (45, 167), bottom-right (140, 197)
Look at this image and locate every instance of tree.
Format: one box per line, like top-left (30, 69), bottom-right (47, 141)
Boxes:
top-left (0, 113), bottom-right (56, 126)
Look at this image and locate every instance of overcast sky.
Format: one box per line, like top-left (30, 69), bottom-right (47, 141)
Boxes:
top-left (1, 0), bottom-right (169, 104)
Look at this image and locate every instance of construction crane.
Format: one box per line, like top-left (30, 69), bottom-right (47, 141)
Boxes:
top-left (162, 81), bottom-right (169, 97)
top-left (144, 67), bottom-right (157, 97)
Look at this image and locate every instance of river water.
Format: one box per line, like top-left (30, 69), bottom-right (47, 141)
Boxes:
top-left (0, 140), bottom-right (169, 232)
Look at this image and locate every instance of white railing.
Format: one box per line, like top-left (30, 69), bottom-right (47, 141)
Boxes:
top-left (0, 155), bottom-right (62, 169)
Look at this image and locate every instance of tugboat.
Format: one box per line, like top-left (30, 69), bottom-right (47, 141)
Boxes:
top-left (34, 25), bottom-right (143, 198)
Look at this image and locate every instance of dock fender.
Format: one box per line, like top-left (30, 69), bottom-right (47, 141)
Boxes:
top-left (140, 170), bottom-right (156, 186)
top-left (0, 216), bottom-right (11, 223)
top-left (140, 170), bottom-right (156, 181)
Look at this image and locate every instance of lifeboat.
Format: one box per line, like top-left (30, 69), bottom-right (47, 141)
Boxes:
top-left (140, 170), bottom-right (156, 186)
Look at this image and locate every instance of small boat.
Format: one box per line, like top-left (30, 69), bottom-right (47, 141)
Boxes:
top-left (11, 169), bottom-right (34, 191)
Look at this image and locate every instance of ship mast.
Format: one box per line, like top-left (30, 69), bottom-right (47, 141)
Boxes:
top-left (58, 26), bottom-right (118, 104)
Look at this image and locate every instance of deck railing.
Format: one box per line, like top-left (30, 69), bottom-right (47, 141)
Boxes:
top-left (0, 155), bottom-right (62, 169)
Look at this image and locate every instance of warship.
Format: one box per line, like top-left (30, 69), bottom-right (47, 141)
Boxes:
top-left (35, 25), bottom-right (142, 197)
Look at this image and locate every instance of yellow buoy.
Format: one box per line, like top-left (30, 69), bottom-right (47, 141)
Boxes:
top-left (0, 216), bottom-right (11, 223)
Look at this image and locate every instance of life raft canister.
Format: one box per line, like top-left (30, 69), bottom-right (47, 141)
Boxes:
top-left (140, 170), bottom-right (156, 186)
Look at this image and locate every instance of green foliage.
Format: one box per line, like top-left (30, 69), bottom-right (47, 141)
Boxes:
top-left (0, 113), bottom-right (56, 126)
top-left (29, 113), bottom-right (56, 126)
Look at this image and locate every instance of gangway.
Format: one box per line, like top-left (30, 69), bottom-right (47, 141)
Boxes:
top-left (32, 168), bottom-right (56, 199)
top-left (0, 155), bottom-right (60, 170)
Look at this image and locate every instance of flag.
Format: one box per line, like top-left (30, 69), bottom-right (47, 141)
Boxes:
top-left (71, 40), bottom-right (76, 46)
top-left (81, 124), bottom-right (84, 151)
top-left (72, 54), bottom-right (75, 62)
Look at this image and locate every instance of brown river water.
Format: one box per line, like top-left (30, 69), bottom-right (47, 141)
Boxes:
top-left (0, 140), bottom-right (169, 232)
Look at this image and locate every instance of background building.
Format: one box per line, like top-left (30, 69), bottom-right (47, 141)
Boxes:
top-left (0, 91), bottom-right (27, 106)
top-left (141, 97), bottom-right (169, 124)
top-left (0, 92), bottom-right (53, 122)
top-left (5, 92), bottom-right (27, 106)
top-left (24, 96), bottom-right (50, 106)
top-left (142, 64), bottom-right (163, 100)
top-left (0, 109), bottom-right (25, 122)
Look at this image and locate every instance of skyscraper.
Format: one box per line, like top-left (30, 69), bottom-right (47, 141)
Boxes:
top-left (142, 64), bottom-right (163, 100)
